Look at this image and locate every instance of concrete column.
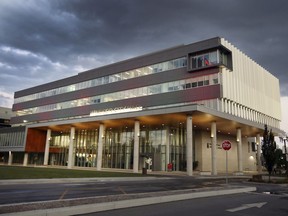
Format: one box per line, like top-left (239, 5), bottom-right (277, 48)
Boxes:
top-left (125, 133), bottom-right (130, 169)
top-left (8, 151), bottom-right (13, 165)
top-left (237, 128), bottom-right (243, 172)
top-left (166, 126), bottom-right (170, 170)
top-left (44, 129), bottom-right (51, 166)
top-left (186, 115), bottom-right (193, 176)
top-left (97, 124), bottom-right (105, 171)
top-left (133, 121), bottom-right (140, 173)
top-left (176, 127), bottom-right (180, 171)
top-left (23, 153), bottom-right (28, 166)
top-left (67, 127), bottom-right (75, 169)
top-left (228, 101), bottom-right (231, 114)
top-left (256, 133), bottom-right (262, 173)
top-left (211, 122), bottom-right (217, 175)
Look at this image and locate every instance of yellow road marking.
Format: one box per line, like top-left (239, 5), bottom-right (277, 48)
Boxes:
top-left (118, 187), bottom-right (127, 194)
top-left (59, 189), bottom-right (69, 200)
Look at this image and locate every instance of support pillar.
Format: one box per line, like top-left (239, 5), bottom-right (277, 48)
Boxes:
top-left (67, 127), bottom-right (75, 169)
top-left (237, 128), bottom-right (243, 172)
top-left (23, 153), bottom-right (28, 166)
top-left (44, 129), bottom-right (51, 166)
top-left (211, 122), bottom-right (217, 175)
top-left (256, 134), bottom-right (262, 173)
top-left (97, 124), bottom-right (105, 171)
top-left (8, 151), bottom-right (13, 165)
top-left (166, 126), bottom-right (170, 171)
top-left (186, 115), bottom-right (193, 176)
top-left (133, 121), bottom-right (140, 173)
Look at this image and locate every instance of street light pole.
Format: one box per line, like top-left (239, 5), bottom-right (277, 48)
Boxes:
top-left (284, 137), bottom-right (288, 176)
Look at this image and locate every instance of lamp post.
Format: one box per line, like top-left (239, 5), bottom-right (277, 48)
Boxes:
top-left (284, 137), bottom-right (288, 176)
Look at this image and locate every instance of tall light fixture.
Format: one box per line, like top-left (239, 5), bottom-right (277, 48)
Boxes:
top-left (284, 136), bottom-right (288, 176)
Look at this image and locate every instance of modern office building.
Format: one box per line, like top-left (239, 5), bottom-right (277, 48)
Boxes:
top-left (0, 37), bottom-right (282, 175)
top-left (0, 107), bottom-right (13, 163)
top-left (0, 107), bottom-right (13, 128)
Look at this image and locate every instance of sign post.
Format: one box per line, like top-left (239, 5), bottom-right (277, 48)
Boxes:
top-left (222, 140), bottom-right (232, 184)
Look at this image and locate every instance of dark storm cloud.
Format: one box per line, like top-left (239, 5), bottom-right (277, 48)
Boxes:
top-left (0, 0), bottom-right (288, 107)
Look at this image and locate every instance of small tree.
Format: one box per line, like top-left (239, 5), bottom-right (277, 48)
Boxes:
top-left (274, 149), bottom-right (286, 174)
top-left (262, 124), bottom-right (277, 181)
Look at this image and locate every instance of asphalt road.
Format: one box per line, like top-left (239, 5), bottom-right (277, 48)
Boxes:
top-left (78, 192), bottom-right (288, 216)
top-left (0, 176), bottom-right (287, 206)
top-left (0, 176), bottom-right (224, 205)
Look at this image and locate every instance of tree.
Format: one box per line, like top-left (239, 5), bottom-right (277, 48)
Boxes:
top-left (275, 149), bottom-right (286, 174)
top-left (261, 124), bottom-right (277, 181)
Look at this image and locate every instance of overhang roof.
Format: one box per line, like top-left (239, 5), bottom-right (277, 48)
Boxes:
top-left (26, 104), bottom-right (282, 138)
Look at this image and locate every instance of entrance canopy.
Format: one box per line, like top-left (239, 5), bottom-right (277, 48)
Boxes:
top-left (27, 104), bottom-right (280, 137)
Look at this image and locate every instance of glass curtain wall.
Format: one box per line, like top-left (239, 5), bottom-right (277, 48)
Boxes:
top-left (49, 123), bottom-right (188, 171)
top-left (101, 125), bottom-right (187, 171)
top-left (139, 124), bottom-right (186, 171)
top-left (139, 126), bottom-right (167, 171)
top-left (50, 129), bottom-right (99, 167)
top-left (102, 127), bottom-right (134, 169)
top-left (74, 129), bottom-right (98, 167)
top-left (50, 131), bottom-right (70, 166)
top-left (169, 125), bottom-right (186, 171)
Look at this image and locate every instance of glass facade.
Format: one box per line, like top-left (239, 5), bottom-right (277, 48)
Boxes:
top-left (48, 124), bottom-right (189, 171)
top-left (16, 73), bottom-right (220, 118)
top-left (14, 57), bottom-right (187, 104)
top-left (190, 49), bottom-right (230, 70)
top-left (191, 50), bottom-right (219, 69)
top-left (0, 128), bottom-right (25, 148)
top-left (49, 131), bottom-right (70, 166)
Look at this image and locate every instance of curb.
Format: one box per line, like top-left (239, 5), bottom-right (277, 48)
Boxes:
top-left (3, 187), bottom-right (256, 216)
top-left (0, 177), bottom-right (163, 185)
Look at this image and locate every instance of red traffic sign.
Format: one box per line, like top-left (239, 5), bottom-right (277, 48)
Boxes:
top-left (222, 140), bottom-right (232, 151)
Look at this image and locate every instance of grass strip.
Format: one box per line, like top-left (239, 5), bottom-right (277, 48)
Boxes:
top-left (0, 165), bottom-right (142, 179)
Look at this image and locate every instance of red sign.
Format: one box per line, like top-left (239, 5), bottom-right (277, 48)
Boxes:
top-left (222, 140), bottom-right (231, 151)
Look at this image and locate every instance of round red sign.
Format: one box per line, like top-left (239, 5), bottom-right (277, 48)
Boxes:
top-left (222, 140), bottom-right (231, 151)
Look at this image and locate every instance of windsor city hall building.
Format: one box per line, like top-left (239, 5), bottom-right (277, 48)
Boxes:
top-left (0, 37), bottom-right (282, 175)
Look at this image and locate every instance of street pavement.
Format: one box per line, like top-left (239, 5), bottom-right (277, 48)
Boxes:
top-left (2, 171), bottom-right (287, 216)
top-left (0, 173), bottom-right (262, 216)
top-left (79, 192), bottom-right (288, 216)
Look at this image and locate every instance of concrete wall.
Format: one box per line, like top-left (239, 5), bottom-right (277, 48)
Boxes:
top-left (195, 130), bottom-right (257, 173)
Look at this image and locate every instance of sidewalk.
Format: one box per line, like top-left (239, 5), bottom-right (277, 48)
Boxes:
top-left (0, 175), bottom-right (256, 216)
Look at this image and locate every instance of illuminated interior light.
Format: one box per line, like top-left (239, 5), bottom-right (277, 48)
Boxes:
top-left (90, 106), bottom-right (142, 116)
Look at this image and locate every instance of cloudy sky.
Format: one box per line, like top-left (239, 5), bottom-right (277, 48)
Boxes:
top-left (0, 0), bottom-right (287, 133)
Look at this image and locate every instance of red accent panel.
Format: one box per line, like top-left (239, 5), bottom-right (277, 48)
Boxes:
top-left (183, 84), bottom-right (221, 102)
top-left (49, 147), bottom-right (62, 153)
top-left (25, 129), bottom-right (46, 153)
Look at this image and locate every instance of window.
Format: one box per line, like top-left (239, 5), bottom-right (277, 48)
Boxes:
top-left (189, 50), bottom-right (221, 70)
top-left (15, 73), bottom-right (220, 117)
top-left (189, 47), bottom-right (232, 70)
top-left (198, 81), bottom-right (204, 87)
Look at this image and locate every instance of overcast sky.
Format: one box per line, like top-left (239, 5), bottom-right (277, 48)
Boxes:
top-left (0, 0), bottom-right (287, 133)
